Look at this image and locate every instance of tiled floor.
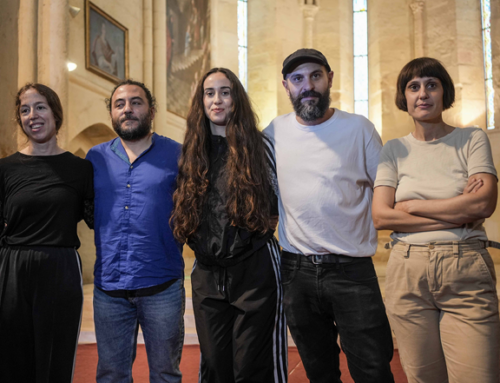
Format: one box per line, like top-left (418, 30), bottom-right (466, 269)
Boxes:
top-left (79, 260), bottom-right (500, 346)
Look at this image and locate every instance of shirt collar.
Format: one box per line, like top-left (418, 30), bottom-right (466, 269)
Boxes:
top-left (110, 133), bottom-right (157, 165)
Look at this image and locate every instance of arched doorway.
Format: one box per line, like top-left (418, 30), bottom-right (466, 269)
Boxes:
top-left (69, 123), bottom-right (117, 284)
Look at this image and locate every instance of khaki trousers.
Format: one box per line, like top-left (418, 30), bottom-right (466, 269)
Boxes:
top-left (385, 240), bottom-right (500, 383)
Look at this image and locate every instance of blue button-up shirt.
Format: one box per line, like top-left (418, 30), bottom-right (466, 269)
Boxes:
top-left (86, 133), bottom-right (183, 291)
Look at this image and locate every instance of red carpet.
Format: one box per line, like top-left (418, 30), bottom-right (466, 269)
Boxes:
top-left (74, 344), bottom-right (407, 382)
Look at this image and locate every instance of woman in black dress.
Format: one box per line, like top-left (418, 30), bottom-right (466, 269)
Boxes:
top-left (0, 84), bottom-right (94, 382)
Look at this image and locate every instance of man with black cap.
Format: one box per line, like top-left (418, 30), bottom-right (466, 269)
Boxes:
top-left (264, 49), bottom-right (394, 383)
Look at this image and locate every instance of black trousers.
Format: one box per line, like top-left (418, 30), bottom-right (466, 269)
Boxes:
top-left (281, 252), bottom-right (394, 383)
top-left (0, 246), bottom-right (83, 383)
top-left (192, 237), bottom-right (288, 383)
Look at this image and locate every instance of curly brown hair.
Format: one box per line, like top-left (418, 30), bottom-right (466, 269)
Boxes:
top-left (171, 68), bottom-right (273, 243)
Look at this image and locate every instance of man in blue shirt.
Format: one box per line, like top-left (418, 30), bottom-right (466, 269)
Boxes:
top-left (86, 80), bottom-right (184, 383)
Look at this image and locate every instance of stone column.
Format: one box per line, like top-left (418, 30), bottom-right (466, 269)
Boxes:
top-left (314, 0), bottom-right (353, 112)
top-left (248, 0), bottom-right (303, 128)
top-left (424, 0), bottom-right (485, 128)
top-left (153, 0), bottom-right (167, 134)
top-left (143, 0), bottom-right (154, 91)
top-left (368, 0), bottom-right (413, 142)
top-left (37, 0), bottom-right (70, 148)
top-left (16, 0), bottom-right (38, 150)
top-left (491, 0), bottom-right (500, 130)
top-left (410, 1), bottom-right (425, 58)
top-left (18, 0), bottom-right (38, 86)
top-left (301, 0), bottom-right (319, 48)
top-left (211, 0), bottom-right (238, 73)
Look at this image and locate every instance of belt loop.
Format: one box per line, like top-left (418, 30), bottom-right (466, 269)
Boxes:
top-left (296, 253), bottom-right (301, 269)
top-left (453, 242), bottom-right (459, 258)
top-left (405, 244), bottom-right (411, 258)
top-left (384, 239), bottom-right (398, 250)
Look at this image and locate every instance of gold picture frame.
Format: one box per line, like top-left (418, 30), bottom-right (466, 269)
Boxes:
top-left (85, 0), bottom-right (129, 84)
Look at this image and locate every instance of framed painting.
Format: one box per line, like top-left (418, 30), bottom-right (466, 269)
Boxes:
top-left (85, 0), bottom-right (129, 84)
top-left (167, 0), bottom-right (211, 118)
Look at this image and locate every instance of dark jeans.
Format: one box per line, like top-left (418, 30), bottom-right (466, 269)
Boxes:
top-left (281, 252), bottom-right (394, 383)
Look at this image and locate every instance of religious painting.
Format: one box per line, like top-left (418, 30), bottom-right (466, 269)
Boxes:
top-left (85, 0), bottom-right (129, 84)
top-left (167, 0), bottom-right (211, 118)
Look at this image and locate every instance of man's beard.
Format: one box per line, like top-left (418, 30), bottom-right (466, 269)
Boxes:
top-left (112, 113), bottom-right (151, 141)
top-left (290, 88), bottom-right (331, 122)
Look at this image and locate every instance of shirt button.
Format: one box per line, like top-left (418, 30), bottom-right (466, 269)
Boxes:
top-left (125, 206), bottom-right (129, 210)
top-left (130, 165), bottom-right (133, 169)
top-left (127, 184), bottom-right (130, 188)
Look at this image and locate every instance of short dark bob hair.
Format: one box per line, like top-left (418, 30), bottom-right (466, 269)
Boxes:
top-left (395, 57), bottom-right (455, 112)
top-left (105, 79), bottom-right (156, 112)
top-left (15, 83), bottom-right (64, 133)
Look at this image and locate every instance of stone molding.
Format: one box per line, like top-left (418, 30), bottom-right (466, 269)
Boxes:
top-left (300, 0), bottom-right (319, 48)
top-left (410, 0), bottom-right (425, 58)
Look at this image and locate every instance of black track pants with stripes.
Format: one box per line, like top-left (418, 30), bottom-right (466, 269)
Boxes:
top-left (0, 246), bottom-right (83, 383)
top-left (192, 237), bottom-right (288, 383)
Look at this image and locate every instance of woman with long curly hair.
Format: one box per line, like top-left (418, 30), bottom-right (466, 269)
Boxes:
top-left (171, 68), bottom-right (287, 383)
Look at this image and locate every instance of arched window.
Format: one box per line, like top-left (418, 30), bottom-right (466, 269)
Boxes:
top-left (353, 0), bottom-right (368, 118)
top-left (238, 0), bottom-right (248, 89)
top-left (481, 0), bottom-right (495, 129)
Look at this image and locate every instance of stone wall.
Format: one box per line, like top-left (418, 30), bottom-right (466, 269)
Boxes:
top-left (315, 0), bottom-right (354, 113)
top-left (369, 0), bottom-right (414, 141)
top-left (492, 0), bottom-right (500, 130)
top-left (247, 0), bottom-right (304, 129)
top-left (0, 0), bottom-right (19, 158)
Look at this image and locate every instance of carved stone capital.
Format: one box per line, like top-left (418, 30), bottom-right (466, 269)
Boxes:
top-left (410, 0), bottom-right (425, 57)
top-left (409, 1), bottom-right (424, 16)
top-left (303, 4), bottom-right (319, 19)
top-left (301, 0), bottom-right (319, 6)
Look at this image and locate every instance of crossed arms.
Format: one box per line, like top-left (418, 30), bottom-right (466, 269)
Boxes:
top-left (372, 173), bottom-right (498, 233)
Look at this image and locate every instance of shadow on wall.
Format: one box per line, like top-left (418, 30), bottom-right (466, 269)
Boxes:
top-left (71, 123), bottom-right (117, 284)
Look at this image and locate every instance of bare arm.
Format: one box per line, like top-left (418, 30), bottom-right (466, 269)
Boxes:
top-left (394, 173), bottom-right (497, 225)
top-left (372, 186), bottom-right (461, 232)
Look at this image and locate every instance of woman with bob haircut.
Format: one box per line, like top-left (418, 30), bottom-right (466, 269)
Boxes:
top-left (372, 57), bottom-right (500, 383)
top-left (171, 67), bottom-right (287, 383)
top-left (0, 83), bottom-right (94, 382)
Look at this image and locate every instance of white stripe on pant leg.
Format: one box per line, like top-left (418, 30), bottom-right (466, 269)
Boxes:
top-left (269, 237), bottom-right (288, 383)
top-left (268, 238), bottom-right (288, 383)
top-left (71, 249), bottom-right (84, 382)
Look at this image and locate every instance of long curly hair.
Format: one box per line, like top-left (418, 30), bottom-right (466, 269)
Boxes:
top-left (171, 68), bottom-right (273, 243)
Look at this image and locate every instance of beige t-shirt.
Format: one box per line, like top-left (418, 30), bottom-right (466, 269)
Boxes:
top-left (374, 127), bottom-right (497, 244)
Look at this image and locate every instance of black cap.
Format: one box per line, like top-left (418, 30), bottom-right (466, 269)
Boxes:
top-left (282, 48), bottom-right (331, 79)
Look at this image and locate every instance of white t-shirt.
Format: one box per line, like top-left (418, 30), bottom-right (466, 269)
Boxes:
top-left (374, 127), bottom-right (497, 244)
top-left (263, 109), bottom-right (382, 257)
